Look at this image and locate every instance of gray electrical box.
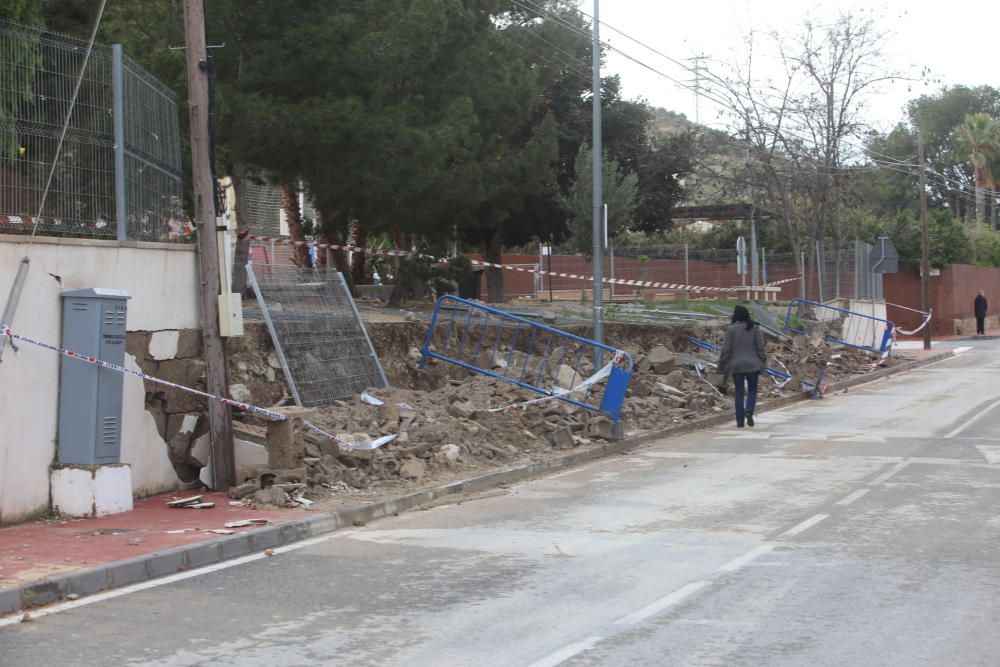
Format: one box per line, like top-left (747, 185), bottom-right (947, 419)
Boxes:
top-left (57, 288), bottom-right (130, 465)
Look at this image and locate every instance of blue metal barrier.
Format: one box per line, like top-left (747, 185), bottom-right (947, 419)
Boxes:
top-left (784, 298), bottom-right (893, 354)
top-left (420, 296), bottom-right (633, 423)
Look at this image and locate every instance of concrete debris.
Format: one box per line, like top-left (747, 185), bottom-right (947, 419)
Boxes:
top-left (219, 311), bottom-right (895, 505)
top-left (646, 345), bottom-right (677, 374)
top-left (229, 383), bottom-right (253, 403)
top-left (167, 495), bottom-right (214, 509)
top-left (224, 519), bottom-right (271, 528)
top-left (447, 400), bottom-right (478, 420)
top-left (399, 457), bottom-right (427, 480)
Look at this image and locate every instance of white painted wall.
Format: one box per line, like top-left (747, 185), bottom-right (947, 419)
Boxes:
top-left (0, 235), bottom-right (200, 524)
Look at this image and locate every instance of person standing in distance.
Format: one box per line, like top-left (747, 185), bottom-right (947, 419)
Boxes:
top-left (974, 290), bottom-right (988, 336)
top-left (717, 305), bottom-right (767, 428)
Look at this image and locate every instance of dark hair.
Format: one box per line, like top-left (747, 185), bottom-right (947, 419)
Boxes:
top-left (731, 305), bottom-right (754, 331)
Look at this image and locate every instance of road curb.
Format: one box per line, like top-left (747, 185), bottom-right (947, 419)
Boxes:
top-left (0, 349), bottom-right (955, 617)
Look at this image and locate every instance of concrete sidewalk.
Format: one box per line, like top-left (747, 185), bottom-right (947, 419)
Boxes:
top-left (0, 347), bottom-right (955, 617)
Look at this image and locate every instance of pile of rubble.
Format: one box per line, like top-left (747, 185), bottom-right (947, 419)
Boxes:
top-left (224, 326), bottom-right (891, 505)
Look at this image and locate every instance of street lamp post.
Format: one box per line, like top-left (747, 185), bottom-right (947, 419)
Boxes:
top-left (592, 0), bottom-right (604, 345)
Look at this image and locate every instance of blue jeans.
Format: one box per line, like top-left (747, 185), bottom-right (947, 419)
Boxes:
top-left (733, 371), bottom-right (760, 426)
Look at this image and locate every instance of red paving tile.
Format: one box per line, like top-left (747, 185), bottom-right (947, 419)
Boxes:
top-left (0, 492), bottom-right (306, 587)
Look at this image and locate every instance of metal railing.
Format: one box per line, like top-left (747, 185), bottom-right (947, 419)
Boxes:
top-left (784, 297), bottom-right (894, 354)
top-left (420, 295), bottom-right (633, 423)
top-left (0, 21), bottom-right (184, 241)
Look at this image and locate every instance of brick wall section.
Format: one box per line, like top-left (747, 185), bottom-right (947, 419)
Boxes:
top-left (884, 264), bottom-right (1000, 335)
top-left (473, 253), bottom-right (803, 300)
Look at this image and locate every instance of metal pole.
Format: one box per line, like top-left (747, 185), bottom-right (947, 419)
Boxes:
top-left (815, 240), bottom-right (824, 303)
top-left (112, 44), bottom-right (127, 242)
top-left (538, 241), bottom-right (544, 298)
top-left (800, 250), bottom-right (807, 300)
top-left (684, 243), bottom-right (690, 285)
top-left (0, 258), bottom-right (30, 361)
top-left (609, 243), bottom-right (615, 300)
top-left (591, 0), bottom-right (604, 345)
top-left (746, 119), bottom-right (759, 289)
top-left (547, 246), bottom-right (554, 303)
top-left (184, 0), bottom-right (235, 489)
top-left (919, 126), bottom-right (932, 351)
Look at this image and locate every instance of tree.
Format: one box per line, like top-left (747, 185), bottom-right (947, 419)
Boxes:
top-left (709, 11), bottom-right (901, 297)
top-left (564, 144), bottom-right (638, 254)
top-left (631, 132), bottom-right (695, 234)
top-left (955, 112), bottom-right (999, 225)
top-left (908, 85), bottom-right (1000, 216)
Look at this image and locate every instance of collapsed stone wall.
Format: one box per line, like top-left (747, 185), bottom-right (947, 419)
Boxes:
top-left (126, 329), bottom-right (209, 482)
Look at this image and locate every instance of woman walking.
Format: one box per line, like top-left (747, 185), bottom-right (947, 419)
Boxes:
top-left (974, 290), bottom-right (988, 336)
top-left (717, 305), bottom-right (767, 428)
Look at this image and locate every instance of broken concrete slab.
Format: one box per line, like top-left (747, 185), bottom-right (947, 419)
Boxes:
top-left (647, 345), bottom-right (677, 374)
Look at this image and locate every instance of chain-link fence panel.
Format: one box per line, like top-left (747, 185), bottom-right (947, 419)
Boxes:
top-left (246, 264), bottom-right (387, 407)
top-left (0, 21), bottom-right (184, 241)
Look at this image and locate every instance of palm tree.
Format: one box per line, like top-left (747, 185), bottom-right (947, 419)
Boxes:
top-left (956, 113), bottom-right (1000, 225)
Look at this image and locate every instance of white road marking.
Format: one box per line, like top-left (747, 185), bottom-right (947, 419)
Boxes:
top-left (780, 513), bottom-right (830, 538)
top-left (835, 488), bottom-right (871, 506)
top-left (944, 398), bottom-right (1000, 439)
top-left (527, 636), bottom-right (605, 667)
top-left (831, 435), bottom-right (887, 443)
top-left (974, 445), bottom-right (1000, 465)
top-left (614, 581), bottom-right (708, 626)
top-left (716, 545), bottom-right (774, 572)
top-left (953, 346), bottom-right (972, 355)
top-left (870, 461), bottom-right (909, 485)
top-left (0, 529), bottom-right (361, 628)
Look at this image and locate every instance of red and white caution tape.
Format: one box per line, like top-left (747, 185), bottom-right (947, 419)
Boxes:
top-left (0, 325), bottom-right (386, 451)
top-left (886, 302), bottom-right (933, 337)
top-left (468, 257), bottom-right (800, 293)
top-left (242, 233), bottom-right (800, 294)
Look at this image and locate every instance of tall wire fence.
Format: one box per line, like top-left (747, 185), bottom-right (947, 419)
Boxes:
top-left (0, 20), bottom-right (184, 241)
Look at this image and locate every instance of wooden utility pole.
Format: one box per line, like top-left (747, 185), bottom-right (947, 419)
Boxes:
top-left (183, 0), bottom-right (235, 488)
top-left (918, 126), bottom-right (932, 351)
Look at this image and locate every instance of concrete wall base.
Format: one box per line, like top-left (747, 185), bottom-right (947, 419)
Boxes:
top-left (50, 464), bottom-right (134, 518)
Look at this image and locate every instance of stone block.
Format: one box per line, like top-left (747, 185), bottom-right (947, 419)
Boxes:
top-left (399, 457), bottom-right (426, 480)
top-left (586, 416), bottom-right (615, 440)
top-left (447, 401), bottom-right (477, 420)
top-left (549, 427), bottom-right (575, 449)
top-left (148, 330), bottom-right (180, 361)
top-left (156, 358), bottom-right (206, 387)
top-left (647, 345), bottom-right (677, 374)
top-left (175, 329), bottom-right (202, 358)
top-left (125, 332), bottom-right (150, 363)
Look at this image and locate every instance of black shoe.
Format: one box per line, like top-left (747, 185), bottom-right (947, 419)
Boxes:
top-left (736, 422), bottom-right (745, 428)
top-left (747, 413), bottom-right (754, 427)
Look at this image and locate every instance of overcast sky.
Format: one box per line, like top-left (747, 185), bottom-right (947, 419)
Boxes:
top-left (598, 0), bottom-right (998, 135)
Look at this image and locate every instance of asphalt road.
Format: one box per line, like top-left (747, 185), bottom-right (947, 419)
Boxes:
top-left (4, 341), bottom-right (1000, 666)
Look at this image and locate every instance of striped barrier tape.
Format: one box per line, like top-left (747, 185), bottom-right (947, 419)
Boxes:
top-left (240, 233), bottom-right (801, 294)
top-left (0, 325), bottom-right (386, 451)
